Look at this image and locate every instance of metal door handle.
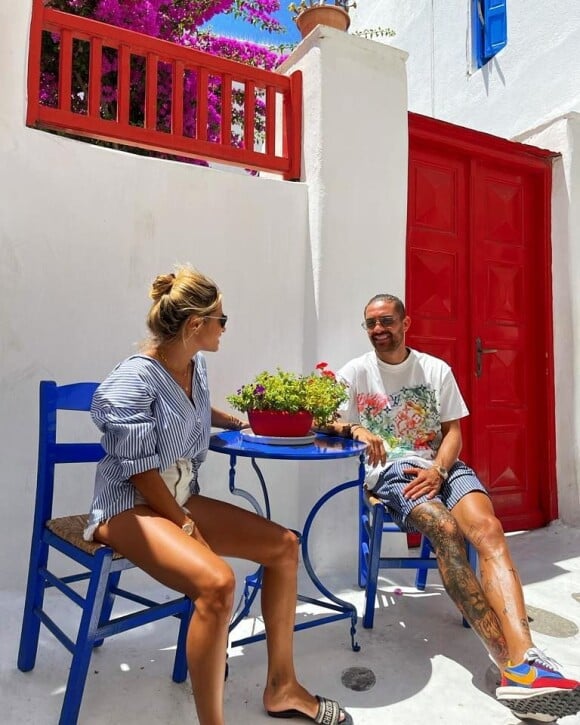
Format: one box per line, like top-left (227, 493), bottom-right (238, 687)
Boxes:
top-left (475, 337), bottom-right (498, 377)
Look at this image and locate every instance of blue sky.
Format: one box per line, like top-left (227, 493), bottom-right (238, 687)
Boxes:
top-left (201, 5), bottom-right (301, 47)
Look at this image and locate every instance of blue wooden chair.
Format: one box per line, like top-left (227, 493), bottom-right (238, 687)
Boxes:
top-left (17, 381), bottom-right (193, 725)
top-left (359, 487), bottom-right (478, 629)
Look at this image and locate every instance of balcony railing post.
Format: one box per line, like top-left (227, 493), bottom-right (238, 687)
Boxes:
top-left (172, 60), bottom-right (184, 137)
top-left (117, 44), bottom-right (131, 126)
top-left (88, 37), bottom-right (103, 119)
top-left (265, 85), bottom-right (276, 157)
top-left (145, 53), bottom-right (159, 131)
top-left (196, 67), bottom-right (208, 142)
top-left (58, 29), bottom-right (73, 113)
top-left (244, 80), bottom-right (256, 152)
top-left (26, 0), bottom-right (45, 127)
top-left (284, 70), bottom-right (303, 182)
top-left (221, 73), bottom-right (232, 146)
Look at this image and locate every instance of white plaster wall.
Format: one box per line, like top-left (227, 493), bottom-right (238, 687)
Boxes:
top-left (0, 5), bottom-right (410, 593)
top-left (517, 115), bottom-right (580, 526)
top-left (0, 2), bottom-right (310, 589)
top-left (352, 0), bottom-right (580, 139)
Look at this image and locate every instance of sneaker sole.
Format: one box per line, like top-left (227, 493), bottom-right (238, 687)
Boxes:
top-left (512, 713), bottom-right (557, 723)
top-left (496, 686), bottom-right (580, 720)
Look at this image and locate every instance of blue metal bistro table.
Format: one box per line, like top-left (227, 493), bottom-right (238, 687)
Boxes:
top-left (209, 431), bottom-right (367, 652)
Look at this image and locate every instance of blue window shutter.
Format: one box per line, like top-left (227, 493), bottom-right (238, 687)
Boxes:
top-left (472, 0), bottom-right (485, 68)
top-left (483, 0), bottom-right (507, 58)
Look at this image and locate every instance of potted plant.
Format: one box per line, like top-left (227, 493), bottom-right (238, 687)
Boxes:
top-left (227, 362), bottom-right (349, 437)
top-left (289, 0), bottom-right (356, 39)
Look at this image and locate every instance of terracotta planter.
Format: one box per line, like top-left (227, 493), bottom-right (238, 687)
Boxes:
top-left (295, 5), bottom-right (351, 39)
top-left (248, 409), bottom-right (314, 437)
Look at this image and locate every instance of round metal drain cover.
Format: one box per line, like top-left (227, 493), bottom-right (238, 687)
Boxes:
top-left (526, 605), bottom-right (579, 638)
top-left (341, 666), bottom-right (376, 691)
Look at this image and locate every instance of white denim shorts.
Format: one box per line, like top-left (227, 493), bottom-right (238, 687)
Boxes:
top-left (83, 459), bottom-right (200, 541)
top-left (134, 458), bottom-right (198, 507)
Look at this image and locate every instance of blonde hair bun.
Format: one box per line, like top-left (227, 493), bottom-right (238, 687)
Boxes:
top-left (150, 273), bottom-right (176, 302)
top-left (146, 265), bottom-right (221, 343)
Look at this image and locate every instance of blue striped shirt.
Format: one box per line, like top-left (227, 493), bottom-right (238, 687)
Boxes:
top-left (84, 353), bottom-right (211, 538)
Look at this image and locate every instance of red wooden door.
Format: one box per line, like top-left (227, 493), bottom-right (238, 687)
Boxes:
top-left (406, 114), bottom-right (557, 531)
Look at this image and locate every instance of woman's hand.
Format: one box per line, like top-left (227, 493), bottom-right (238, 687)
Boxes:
top-left (210, 406), bottom-right (247, 430)
top-left (227, 415), bottom-right (248, 430)
top-left (351, 425), bottom-right (387, 467)
top-left (182, 516), bottom-right (211, 548)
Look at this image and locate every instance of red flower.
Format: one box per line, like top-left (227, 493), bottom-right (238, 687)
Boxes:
top-left (322, 370), bottom-right (336, 379)
top-left (316, 361), bottom-right (328, 370)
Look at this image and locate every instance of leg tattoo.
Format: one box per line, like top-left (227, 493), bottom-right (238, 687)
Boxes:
top-left (410, 504), bottom-right (510, 668)
top-left (480, 557), bottom-right (531, 639)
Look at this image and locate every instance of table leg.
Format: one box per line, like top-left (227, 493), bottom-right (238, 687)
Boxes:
top-left (226, 452), bottom-right (364, 652)
top-left (300, 478), bottom-right (361, 652)
top-left (227, 454), bottom-right (271, 519)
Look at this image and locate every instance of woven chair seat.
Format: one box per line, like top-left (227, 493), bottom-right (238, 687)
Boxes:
top-left (364, 489), bottom-right (382, 507)
top-left (46, 514), bottom-right (123, 559)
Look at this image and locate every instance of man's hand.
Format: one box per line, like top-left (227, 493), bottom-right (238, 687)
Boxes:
top-left (402, 466), bottom-right (444, 501)
top-left (352, 426), bottom-right (387, 467)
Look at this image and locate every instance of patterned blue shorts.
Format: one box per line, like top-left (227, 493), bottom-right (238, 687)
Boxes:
top-left (371, 459), bottom-right (488, 533)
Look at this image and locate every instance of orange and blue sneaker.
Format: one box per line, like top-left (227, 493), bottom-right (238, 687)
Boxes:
top-left (496, 647), bottom-right (580, 722)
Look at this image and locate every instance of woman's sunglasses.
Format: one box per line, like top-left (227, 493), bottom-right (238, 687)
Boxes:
top-left (205, 315), bottom-right (228, 329)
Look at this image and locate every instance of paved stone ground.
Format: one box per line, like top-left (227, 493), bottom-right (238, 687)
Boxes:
top-left (2, 522), bottom-right (580, 724)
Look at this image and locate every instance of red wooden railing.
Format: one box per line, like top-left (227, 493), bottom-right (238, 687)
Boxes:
top-left (27, 0), bottom-right (302, 179)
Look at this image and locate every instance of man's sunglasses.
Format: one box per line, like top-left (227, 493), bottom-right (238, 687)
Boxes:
top-left (361, 315), bottom-right (399, 330)
top-left (205, 315), bottom-right (228, 329)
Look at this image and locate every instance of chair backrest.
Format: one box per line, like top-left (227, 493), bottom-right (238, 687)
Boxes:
top-left (34, 380), bottom-right (104, 529)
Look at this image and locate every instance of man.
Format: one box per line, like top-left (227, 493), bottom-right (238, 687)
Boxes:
top-left (329, 293), bottom-right (580, 722)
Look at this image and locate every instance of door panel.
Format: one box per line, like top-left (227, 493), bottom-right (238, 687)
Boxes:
top-left (406, 144), bottom-right (474, 463)
top-left (472, 164), bottom-right (544, 529)
top-left (406, 114), bottom-right (555, 531)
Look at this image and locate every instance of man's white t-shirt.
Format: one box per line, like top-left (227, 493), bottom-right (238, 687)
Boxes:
top-left (338, 349), bottom-right (469, 486)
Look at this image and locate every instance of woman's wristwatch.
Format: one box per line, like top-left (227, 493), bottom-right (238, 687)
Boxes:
top-left (181, 518), bottom-right (196, 536)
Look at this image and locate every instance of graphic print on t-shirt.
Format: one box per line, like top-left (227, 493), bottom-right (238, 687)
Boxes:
top-left (356, 384), bottom-right (440, 460)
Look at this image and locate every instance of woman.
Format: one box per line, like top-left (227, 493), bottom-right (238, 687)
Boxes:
top-left (83, 266), bottom-right (352, 725)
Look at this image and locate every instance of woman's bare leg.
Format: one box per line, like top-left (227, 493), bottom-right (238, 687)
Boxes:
top-left (95, 506), bottom-right (234, 725)
top-left (186, 494), bottom-right (348, 721)
top-left (451, 493), bottom-right (534, 664)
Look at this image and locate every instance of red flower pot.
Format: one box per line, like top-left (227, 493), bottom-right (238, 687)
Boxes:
top-left (248, 409), bottom-right (314, 437)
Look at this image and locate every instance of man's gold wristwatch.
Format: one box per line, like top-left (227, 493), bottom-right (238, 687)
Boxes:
top-left (431, 463), bottom-right (449, 480)
top-left (181, 518), bottom-right (195, 536)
